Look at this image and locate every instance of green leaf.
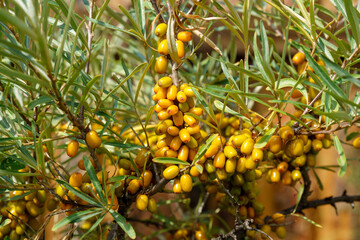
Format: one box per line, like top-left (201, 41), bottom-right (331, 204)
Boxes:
top-left (333, 135), bottom-right (347, 176)
top-left (254, 127), bottom-right (277, 148)
top-left (291, 213), bottom-right (322, 228)
top-left (276, 78), bottom-right (308, 102)
top-left (108, 175), bottom-right (137, 183)
top-left (56, 179), bottom-right (102, 207)
top-left (312, 169), bottom-right (323, 190)
top-left (213, 100), bottom-right (251, 125)
top-left (135, 56), bottom-right (154, 104)
top-left (109, 209), bottom-right (136, 239)
top-left (79, 213), bottom-right (106, 240)
top-left (192, 134), bottom-right (218, 165)
top-left (293, 184), bottom-right (304, 213)
top-left (83, 156), bottom-right (105, 202)
top-left (28, 96), bottom-right (54, 109)
top-left (167, 16), bottom-right (182, 64)
top-left (52, 209), bottom-right (102, 231)
top-left (152, 157), bottom-right (190, 165)
top-left (344, 0), bottom-right (360, 45)
top-left (78, 75), bottom-right (102, 113)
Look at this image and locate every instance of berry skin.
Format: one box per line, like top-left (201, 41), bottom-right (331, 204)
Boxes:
top-left (268, 135), bottom-right (283, 153)
top-left (275, 226), bottom-right (287, 239)
top-left (86, 130), bottom-right (101, 149)
top-left (269, 169), bottom-right (281, 183)
top-left (69, 172), bottom-right (83, 188)
top-left (177, 91), bottom-right (187, 103)
top-left (213, 152), bottom-right (226, 168)
top-left (292, 52), bottom-right (305, 65)
top-left (180, 174), bottom-right (193, 192)
top-left (155, 23), bottom-right (167, 37)
top-left (158, 76), bottom-right (173, 88)
top-left (177, 31), bottom-right (192, 42)
top-left (139, 170), bottom-right (153, 188)
top-left (291, 169), bottom-right (302, 181)
top-left (155, 56), bottom-right (168, 74)
top-left (224, 145), bottom-right (238, 159)
top-left (173, 179), bottom-right (182, 193)
top-left (127, 179), bottom-right (140, 194)
top-left (176, 40), bottom-right (185, 58)
top-left (163, 165), bottom-right (180, 180)
top-left (312, 139), bottom-right (323, 151)
top-left (167, 85), bottom-right (178, 100)
top-left (279, 125), bottom-right (294, 141)
top-left (158, 39), bottom-right (169, 55)
top-left (353, 136), bottom-right (360, 148)
top-left (147, 198), bottom-right (157, 213)
top-left (179, 128), bottom-right (191, 143)
top-left (136, 194), bottom-right (149, 211)
top-left (241, 138), bottom-right (255, 155)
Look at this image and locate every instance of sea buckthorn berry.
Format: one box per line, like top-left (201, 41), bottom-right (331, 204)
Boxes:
top-left (187, 97), bottom-right (195, 108)
top-left (65, 140), bottom-right (79, 157)
top-left (177, 31), bottom-right (192, 42)
top-left (291, 169), bottom-right (302, 181)
top-left (292, 52), bottom-right (305, 65)
top-left (166, 85), bottom-right (178, 100)
top-left (275, 226), bottom-right (287, 239)
top-left (179, 128), bottom-right (191, 143)
top-left (176, 40), bottom-right (185, 58)
top-left (233, 173), bottom-right (245, 186)
top-left (213, 152), bottom-right (226, 168)
top-left (298, 134), bottom-right (308, 145)
top-left (173, 179), bottom-right (182, 193)
top-left (322, 138), bottom-right (332, 149)
top-left (139, 170), bottom-right (153, 188)
top-left (183, 86), bottom-right (195, 97)
top-left (147, 198), bottom-right (157, 213)
top-left (312, 139), bottom-right (323, 151)
top-left (307, 153), bottom-right (316, 167)
top-left (189, 107), bottom-right (203, 116)
top-left (241, 138), bottom-right (255, 155)
top-left (213, 136), bottom-right (226, 147)
top-left (136, 194), bottom-right (148, 211)
top-left (244, 158), bottom-right (256, 170)
top-left (187, 125), bottom-right (200, 135)
top-left (154, 83), bottom-right (160, 93)
top-left (158, 76), bottom-right (173, 88)
top-left (170, 136), bottom-right (182, 151)
top-left (294, 154), bottom-right (307, 167)
top-left (69, 172), bottom-right (83, 188)
top-left (224, 146), bottom-right (238, 159)
top-left (155, 23), bottom-right (167, 37)
top-left (251, 148), bottom-right (263, 162)
top-left (279, 125), bottom-right (294, 141)
top-left (282, 170), bottom-right (292, 185)
top-left (297, 61), bottom-right (307, 73)
top-left (204, 160), bottom-right (216, 173)
top-left (180, 174), bottom-right (193, 192)
top-left (178, 145), bottom-right (189, 161)
top-left (180, 83), bottom-right (189, 90)
top-left (179, 102), bottom-right (190, 112)
top-left (216, 168), bottom-right (227, 180)
top-left (177, 91), bottom-right (187, 103)
top-left (163, 165), bottom-right (180, 180)
top-left (127, 179), bottom-right (140, 194)
top-left (225, 158), bottom-right (236, 174)
top-left (167, 105), bottom-right (179, 115)
top-left (157, 110), bottom-right (171, 120)
top-left (204, 144), bottom-right (219, 158)
top-left (184, 115), bottom-right (197, 126)
top-left (156, 87), bottom-right (167, 101)
top-left (270, 169), bottom-right (281, 183)
top-left (154, 104), bottom-right (163, 113)
top-left (173, 111), bottom-right (184, 126)
top-left (155, 56), bottom-right (168, 74)
top-left (152, 94), bottom-right (157, 102)
top-left (194, 230), bottom-right (207, 240)
top-left (186, 137), bottom-right (198, 149)
top-left (304, 139), bottom-right (312, 153)
top-left (26, 202), bottom-right (41, 217)
top-left (286, 139), bottom-right (304, 157)
top-left (164, 149), bottom-right (178, 158)
top-left (190, 165), bottom-right (201, 177)
top-left (158, 99), bottom-right (173, 108)
top-left (277, 161), bottom-right (288, 173)
top-left (353, 136), bottom-right (360, 148)
top-left (158, 39), bottom-right (169, 55)
top-left (156, 122), bottom-right (168, 135)
top-left (236, 157), bottom-right (246, 173)
top-left (167, 126), bottom-right (180, 136)
top-left (86, 130), bottom-right (101, 149)
top-left (232, 134), bottom-right (248, 148)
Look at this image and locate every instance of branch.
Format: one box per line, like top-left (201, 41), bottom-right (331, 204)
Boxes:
top-left (280, 191), bottom-right (360, 215)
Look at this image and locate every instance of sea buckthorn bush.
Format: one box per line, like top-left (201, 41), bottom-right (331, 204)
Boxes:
top-left (0, 0), bottom-right (360, 239)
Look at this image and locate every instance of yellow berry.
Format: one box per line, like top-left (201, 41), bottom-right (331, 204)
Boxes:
top-left (136, 194), bottom-right (148, 211)
top-left (177, 31), bottom-right (192, 42)
top-left (155, 56), bottom-right (168, 74)
top-left (163, 165), bottom-right (180, 180)
top-left (155, 23), bottom-right (167, 37)
top-left (86, 130), bottom-right (101, 149)
top-left (180, 174), bottom-right (193, 192)
top-left (67, 140), bottom-right (79, 157)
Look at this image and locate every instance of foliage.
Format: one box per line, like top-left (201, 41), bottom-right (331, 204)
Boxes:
top-left (0, 0), bottom-right (360, 239)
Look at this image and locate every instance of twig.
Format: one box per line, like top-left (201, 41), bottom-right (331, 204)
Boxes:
top-left (150, 0), bottom-right (165, 23)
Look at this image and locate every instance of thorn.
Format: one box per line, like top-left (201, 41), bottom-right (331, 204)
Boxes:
top-left (342, 190), bottom-right (347, 196)
top-left (330, 203), bottom-right (338, 215)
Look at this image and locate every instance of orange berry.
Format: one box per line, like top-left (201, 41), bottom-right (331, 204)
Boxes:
top-left (158, 76), bottom-right (173, 88)
top-left (173, 111), bottom-right (184, 126)
top-left (163, 165), bottom-right (179, 180)
top-left (177, 31), bottom-right (192, 42)
top-left (167, 85), bottom-right (178, 100)
top-left (180, 174), bottom-right (193, 192)
top-left (167, 105), bottom-right (179, 115)
top-left (178, 145), bottom-right (189, 161)
top-left (156, 87), bottom-right (168, 101)
top-left (67, 140), bottom-right (79, 157)
top-left (155, 23), bottom-right (167, 37)
top-left (184, 115), bottom-right (197, 126)
top-left (177, 91), bottom-right (187, 103)
top-left (179, 129), bottom-right (191, 143)
top-left (139, 170), bottom-right (153, 188)
top-left (158, 39), bottom-right (169, 55)
top-left (136, 194), bottom-right (148, 211)
top-left (292, 52), bottom-right (305, 65)
top-left (86, 131), bottom-right (101, 149)
top-left (69, 172), bottom-right (83, 188)
top-left (176, 40), bottom-right (185, 58)
top-left (173, 179), bottom-right (182, 193)
top-left (155, 56), bottom-right (168, 74)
